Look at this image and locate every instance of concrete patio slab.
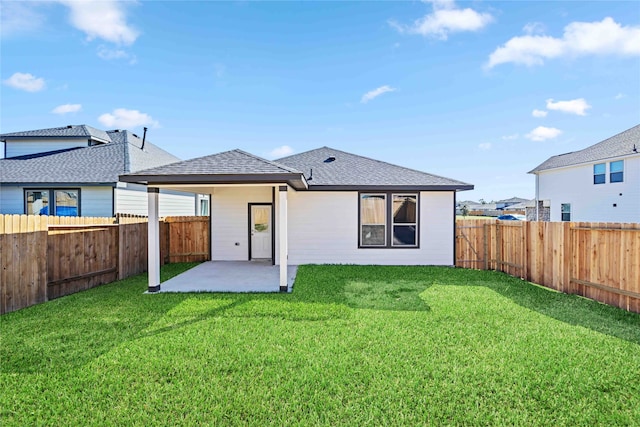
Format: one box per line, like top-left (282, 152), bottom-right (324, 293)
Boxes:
top-left (156, 261), bottom-right (298, 293)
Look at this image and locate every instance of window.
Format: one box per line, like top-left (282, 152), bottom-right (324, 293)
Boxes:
top-left (610, 160), bottom-right (623, 183)
top-left (359, 193), bottom-right (419, 248)
top-left (26, 190), bottom-right (50, 215)
top-left (360, 194), bottom-right (386, 246)
top-left (593, 163), bottom-right (605, 184)
top-left (561, 203), bottom-right (571, 222)
top-left (392, 194), bottom-right (417, 246)
top-left (25, 189), bottom-right (79, 216)
top-left (200, 199), bottom-right (209, 216)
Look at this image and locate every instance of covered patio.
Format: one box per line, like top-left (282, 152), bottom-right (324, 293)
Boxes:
top-left (119, 149), bottom-right (308, 293)
top-left (157, 261), bottom-right (298, 293)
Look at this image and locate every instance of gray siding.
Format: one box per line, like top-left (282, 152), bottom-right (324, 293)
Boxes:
top-left (5, 138), bottom-right (89, 158)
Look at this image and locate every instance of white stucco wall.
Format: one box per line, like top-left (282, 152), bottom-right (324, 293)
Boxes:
top-left (209, 187), bottom-right (455, 265)
top-left (5, 138), bottom-right (90, 158)
top-left (211, 186), bottom-right (272, 261)
top-left (537, 155), bottom-right (640, 223)
top-left (287, 190), bottom-right (455, 265)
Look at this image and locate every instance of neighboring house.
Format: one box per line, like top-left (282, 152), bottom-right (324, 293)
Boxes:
top-left (529, 124), bottom-right (640, 223)
top-left (120, 147), bottom-right (473, 291)
top-left (0, 125), bottom-right (205, 217)
top-left (495, 197), bottom-right (529, 210)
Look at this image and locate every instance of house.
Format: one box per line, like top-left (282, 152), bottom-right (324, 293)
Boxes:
top-left (529, 124), bottom-right (640, 223)
top-left (0, 125), bottom-right (207, 217)
top-left (495, 197), bottom-right (530, 210)
top-left (120, 146), bottom-right (473, 291)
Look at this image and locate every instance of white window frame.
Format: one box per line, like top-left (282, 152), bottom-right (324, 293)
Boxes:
top-left (609, 160), bottom-right (624, 183)
top-left (593, 163), bottom-right (606, 185)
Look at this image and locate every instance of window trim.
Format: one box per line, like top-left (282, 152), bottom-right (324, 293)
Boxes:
top-left (560, 203), bottom-right (571, 222)
top-left (358, 191), bottom-right (420, 249)
top-left (24, 188), bottom-right (81, 216)
top-left (593, 163), bottom-right (606, 185)
top-left (609, 160), bottom-right (624, 183)
top-left (359, 193), bottom-right (387, 247)
top-left (391, 194), bottom-right (419, 247)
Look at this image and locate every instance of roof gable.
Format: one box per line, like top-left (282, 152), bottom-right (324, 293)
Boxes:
top-left (276, 146), bottom-right (473, 190)
top-left (530, 124), bottom-right (640, 173)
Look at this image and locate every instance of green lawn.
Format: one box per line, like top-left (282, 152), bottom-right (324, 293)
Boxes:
top-left (2, 264), bottom-right (639, 426)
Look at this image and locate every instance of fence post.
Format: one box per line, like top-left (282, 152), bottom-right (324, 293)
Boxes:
top-left (483, 223), bottom-right (489, 270)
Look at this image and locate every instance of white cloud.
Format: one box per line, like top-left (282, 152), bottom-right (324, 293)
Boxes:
top-left (525, 126), bottom-right (562, 142)
top-left (501, 133), bottom-right (519, 141)
top-left (267, 145), bottom-right (294, 159)
top-left (3, 72), bottom-right (45, 92)
top-left (389, 0), bottom-right (492, 40)
top-left (97, 45), bottom-right (137, 64)
top-left (523, 22), bottom-right (545, 35)
top-left (487, 17), bottom-right (640, 68)
top-left (361, 85), bottom-right (396, 103)
top-left (59, 0), bottom-right (139, 45)
top-left (0, 1), bottom-right (45, 37)
top-left (546, 98), bottom-right (591, 116)
top-left (98, 108), bottom-right (159, 129)
top-left (614, 93), bottom-right (626, 100)
top-left (478, 143), bottom-right (492, 151)
top-left (532, 109), bottom-right (548, 118)
top-left (52, 104), bottom-right (82, 114)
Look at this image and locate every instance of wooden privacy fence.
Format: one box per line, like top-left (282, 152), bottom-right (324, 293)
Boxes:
top-left (456, 219), bottom-right (640, 313)
top-left (0, 214), bottom-right (210, 314)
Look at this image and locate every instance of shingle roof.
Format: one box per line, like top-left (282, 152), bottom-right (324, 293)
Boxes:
top-left (276, 146), bottom-right (473, 190)
top-left (0, 128), bottom-right (180, 184)
top-left (530, 124), bottom-right (640, 173)
top-left (120, 149), bottom-right (307, 189)
top-left (1, 124), bottom-right (111, 143)
top-left (124, 149), bottom-right (302, 176)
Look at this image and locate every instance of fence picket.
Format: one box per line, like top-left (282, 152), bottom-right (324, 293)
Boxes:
top-left (456, 218), bottom-right (640, 314)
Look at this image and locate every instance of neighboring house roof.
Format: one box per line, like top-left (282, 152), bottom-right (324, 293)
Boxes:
top-left (276, 146), bottom-right (473, 190)
top-left (121, 146), bottom-right (474, 191)
top-left (465, 203), bottom-right (498, 210)
top-left (0, 128), bottom-right (180, 184)
top-left (1, 124), bottom-right (112, 144)
top-left (508, 200), bottom-right (535, 209)
top-left (530, 124), bottom-right (640, 173)
top-left (496, 197), bottom-right (529, 204)
top-left (120, 149), bottom-right (308, 190)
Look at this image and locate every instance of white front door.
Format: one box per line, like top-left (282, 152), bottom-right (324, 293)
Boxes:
top-left (250, 205), bottom-right (272, 259)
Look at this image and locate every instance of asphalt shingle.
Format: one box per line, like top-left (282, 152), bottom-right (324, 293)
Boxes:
top-left (530, 124), bottom-right (640, 173)
top-left (124, 149), bottom-right (301, 176)
top-left (276, 146), bottom-right (472, 189)
top-left (1, 124), bottom-right (111, 143)
top-left (1, 127), bottom-right (180, 184)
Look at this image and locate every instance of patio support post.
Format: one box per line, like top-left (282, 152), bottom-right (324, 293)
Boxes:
top-left (148, 187), bottom-right (161, 292)
top-left (278, 185), bottom-right (288, 292)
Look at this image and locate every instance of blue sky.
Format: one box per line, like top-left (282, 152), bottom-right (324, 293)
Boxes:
top-left (1, 0), bottom-right (639, 201)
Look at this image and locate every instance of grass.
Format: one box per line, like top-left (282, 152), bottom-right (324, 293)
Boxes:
top-left (2, 264), bottom-right (639, 426)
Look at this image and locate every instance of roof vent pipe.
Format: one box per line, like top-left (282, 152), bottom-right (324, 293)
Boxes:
top-left (141, 127), bottom-right (148, 150)
top-left (324, 156), bottom-right (336, 163)
top-left (308, 168), bottom-right (313, 181)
